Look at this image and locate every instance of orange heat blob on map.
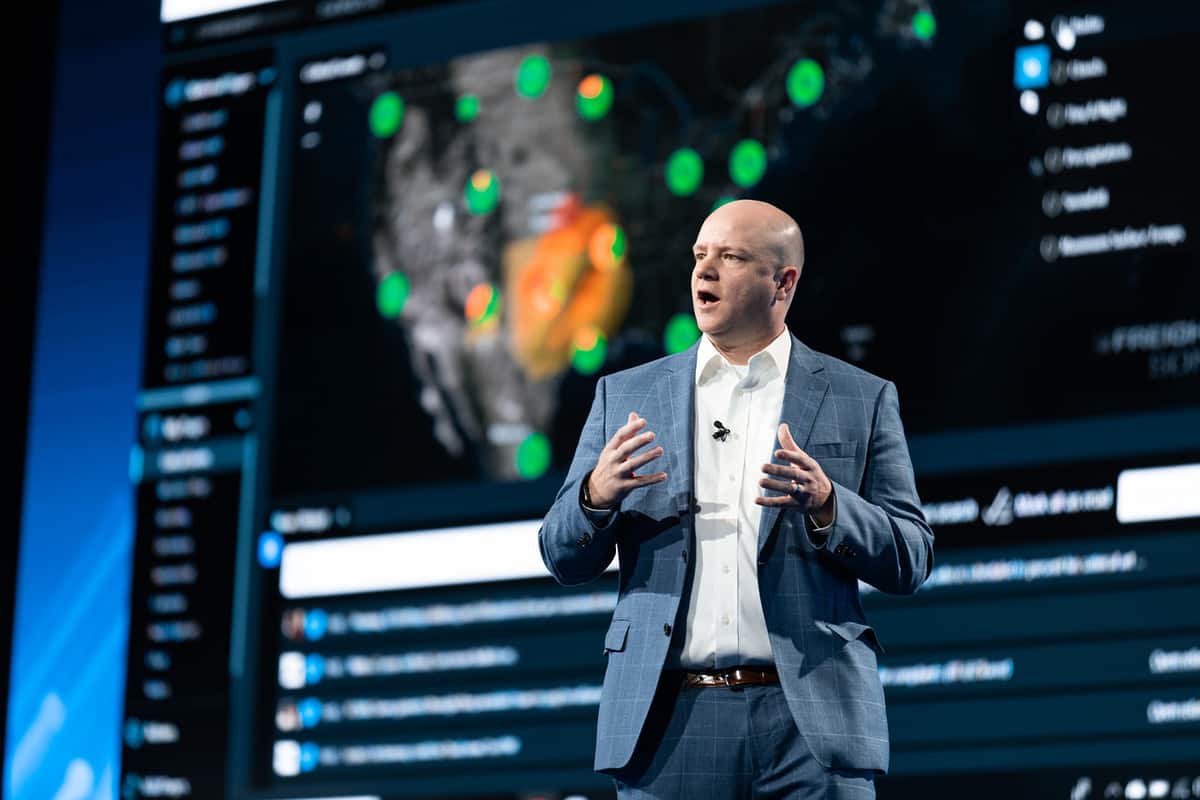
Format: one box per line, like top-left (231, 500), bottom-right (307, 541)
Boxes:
top-left (578, 74), bottom-right (605, 100)
top-left (465, 283), bottom-right (495, 324)
top-left (588, 223), bottom-right (624, 273)
top-left (503, 199), bottom-right (632, 379)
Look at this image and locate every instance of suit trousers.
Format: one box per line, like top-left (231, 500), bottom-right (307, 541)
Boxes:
top-left (611, 674), bottom-right (875, 799)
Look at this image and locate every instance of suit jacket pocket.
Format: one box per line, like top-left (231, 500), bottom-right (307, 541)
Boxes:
top-left (604, 618), bottom-right (631, 654)
top-left (814, 619), bottom-right (885, 654)
top-left (808, 441), bottom-right (858, 459)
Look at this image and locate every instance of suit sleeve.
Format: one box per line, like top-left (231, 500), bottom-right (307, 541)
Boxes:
top-left (538, 376), bottom-right (621, 586)
top-left (813, 380), bottom-right (934, 595)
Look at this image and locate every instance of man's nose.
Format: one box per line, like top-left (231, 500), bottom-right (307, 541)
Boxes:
top-left (694, 257), bottom-right (719, 281)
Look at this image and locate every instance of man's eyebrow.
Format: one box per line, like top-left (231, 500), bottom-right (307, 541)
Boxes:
top-left (694, 242), bottom-right (752, 253)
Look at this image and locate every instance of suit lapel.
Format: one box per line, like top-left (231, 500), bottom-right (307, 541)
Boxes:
top-left (759, 335), bottom-right (830, 554)
top-left (656, 346), bottom-right (697, 515)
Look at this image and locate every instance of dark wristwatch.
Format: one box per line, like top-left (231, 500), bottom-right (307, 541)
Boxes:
top-left (581, 470), bottom-right (611, 511)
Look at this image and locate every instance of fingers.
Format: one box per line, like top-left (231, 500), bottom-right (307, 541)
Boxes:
top-left (609, 411), bottom-right (647, 449)
top-left (607, 468), bottom-right (668, 496)
top-left (591, 410), bottom-right (668, 504)
top-left (624, 445), bottom-right (664, 472)
top-left (621, 409), bottom-right (666, 486)
top-left (629, 471), bottom-right (668, 487)
top-left (615, 430), bottom-right (656, 461)
top-left (761, 462), bottom-right (801, 479)
top-left (779, 422), bottom-right (798, 450)
top-left (754, 493), bottom-right (797, 507)
top-left (759, 476), bottom-right (798, 494)
top-left (775, 422), bottom-right (816, 468)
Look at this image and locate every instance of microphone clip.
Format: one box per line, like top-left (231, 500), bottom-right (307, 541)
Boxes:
top-left (712, 420), bottom-right (731, 442)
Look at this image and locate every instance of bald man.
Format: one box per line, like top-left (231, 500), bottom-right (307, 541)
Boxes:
top-left (539, 200), bottom-right (934, 798)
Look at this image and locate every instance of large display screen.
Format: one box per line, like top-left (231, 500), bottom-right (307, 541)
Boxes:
top-left (7, 0), bottom-right (1200, 798)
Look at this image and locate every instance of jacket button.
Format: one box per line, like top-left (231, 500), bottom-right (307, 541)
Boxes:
top-left (681, 550), bottom-right (688, 562)
top-left (577, 532), bottom-right (591, 548)
top-left (663, 623), bottom-right (672, 637)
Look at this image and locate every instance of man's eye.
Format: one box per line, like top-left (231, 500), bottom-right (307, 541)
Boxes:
top-left (723, 253), bottom-right (742, 261)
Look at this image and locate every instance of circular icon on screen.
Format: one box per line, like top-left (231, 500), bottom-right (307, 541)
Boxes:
top-left (276, 699), bottom-right (300, 732)
top-left (304, 609), bottom-right (328, 641)
top-left (282, 608), bottom-right (306, 641)
top-left (1042, 191), bottom-right (1063, 217)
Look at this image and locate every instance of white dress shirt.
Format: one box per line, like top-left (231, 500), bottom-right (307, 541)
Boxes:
top-left (678, 328), bottom-right (837, 671)
top-left (674, 329), bottom-right (793, 668)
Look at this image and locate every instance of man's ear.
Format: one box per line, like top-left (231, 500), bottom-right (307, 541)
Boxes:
top-left (776, 265), bottom-right (800, 296)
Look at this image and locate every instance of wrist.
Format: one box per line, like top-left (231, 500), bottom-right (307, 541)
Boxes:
top-left (582, 471), bottom-right (613, 510)
top-left (810, 490), bottom-right (835, 528)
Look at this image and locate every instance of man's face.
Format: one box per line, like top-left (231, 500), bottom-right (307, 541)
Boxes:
top-left (690, 210), bottom-right (782, 341)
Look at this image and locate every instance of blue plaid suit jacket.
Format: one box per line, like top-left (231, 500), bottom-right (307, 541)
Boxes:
top-left (538, 333), bottom-right (934, 774)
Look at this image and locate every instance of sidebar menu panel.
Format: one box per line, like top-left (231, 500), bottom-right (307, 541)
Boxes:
top-left (120, 51), bottom-right (275, 800)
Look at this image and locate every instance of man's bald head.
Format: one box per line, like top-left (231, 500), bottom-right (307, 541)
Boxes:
top-left (702, 199), bottom-right (805, 277)
top-left (691, 200), bottom-right (805, 362)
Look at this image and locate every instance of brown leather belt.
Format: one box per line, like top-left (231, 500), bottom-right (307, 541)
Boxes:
top-left (682, 665), bottom-right (779, 689)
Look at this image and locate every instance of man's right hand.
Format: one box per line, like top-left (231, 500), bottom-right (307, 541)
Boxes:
top-left (585, 411), bottom-right (668, 509)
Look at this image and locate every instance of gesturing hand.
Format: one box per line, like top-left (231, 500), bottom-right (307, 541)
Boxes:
top-left (755, 422), bottom-right (834, 524)
top-left (585, 412), bottom-right (668, 509)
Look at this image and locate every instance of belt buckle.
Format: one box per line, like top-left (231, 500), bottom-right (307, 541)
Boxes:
top-left (722, 670), bottom-right (733, 688)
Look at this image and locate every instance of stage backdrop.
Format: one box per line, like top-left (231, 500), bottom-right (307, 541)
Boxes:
top-left (7, 1), bottom-right (1200, 799)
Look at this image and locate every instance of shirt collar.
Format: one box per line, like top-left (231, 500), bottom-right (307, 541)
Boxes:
top-left (695, 327), bottom-right (792, 387)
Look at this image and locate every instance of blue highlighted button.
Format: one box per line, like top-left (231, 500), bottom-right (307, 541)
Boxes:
top-left (1014, 44), bottom-right (1050, 89)
top-left (300, 741), bottom-right (320, 773)
top-left (304, 608), bottom-right (327, 641)
top-left (298, 697), bottom-right (323, 728)
top-left (258, 531), bottom-right (284, 568)
top-left (305, 653), bottom-right (326, 684)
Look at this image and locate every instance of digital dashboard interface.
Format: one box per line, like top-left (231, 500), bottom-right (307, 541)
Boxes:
top-left (10, 0), bottom-right (1199, 799)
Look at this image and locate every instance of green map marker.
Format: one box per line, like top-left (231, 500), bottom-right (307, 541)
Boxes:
top-left (369, 92), bottom-right (404, 137)
top-left (665, 148), bottom-right (703, 196)
top-left (577, 74), bottom-right (614, 120)
top-left (912, 10), bottom-right (936, 40)
top-left (465, 170), bottom-right (501, 215)
top-left (609, 225), bottom-right (627, 261)
top-left (572, 329), bottom-right (607, 374)
top-left (516, 432), bottom-right (552, 479)
top-left (456, 94), bottom-right (480, 122)
top-left (786, 59), bottom-right (825, 108)
top-left (516, 55), bottom-right (552, 99)
top-left (729, 139), bottom-right (767, 188)
top-left (377, 273), bottom-right (410, 318)
top-left (664, 313), bottom-right (701, 353)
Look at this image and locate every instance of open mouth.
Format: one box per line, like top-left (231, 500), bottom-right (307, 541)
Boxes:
top-left (696, 289), bottom-right (720, 306)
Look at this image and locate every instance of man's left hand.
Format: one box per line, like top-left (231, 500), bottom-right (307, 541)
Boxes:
top-left (756, 422), bottom-right (834, 526)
